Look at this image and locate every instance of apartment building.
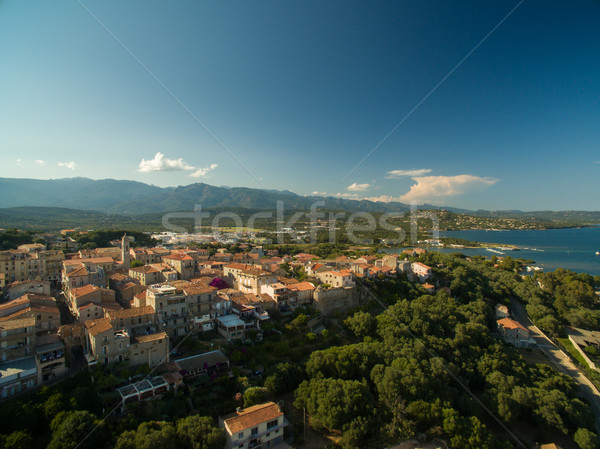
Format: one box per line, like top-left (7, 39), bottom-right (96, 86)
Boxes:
top-left (0, 249), bottom-right (64, 285)
top-left (0, 317), bottom-right (36, 362)
top-left (0, 293), bottom-right (60, 334)
top-left (84, 312), bottom-right (168, 368)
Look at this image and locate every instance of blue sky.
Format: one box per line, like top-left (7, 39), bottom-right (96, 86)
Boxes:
top-left (1, 0), bottom-right (599, 211)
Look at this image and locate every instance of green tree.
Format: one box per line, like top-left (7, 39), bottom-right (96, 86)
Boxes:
top-left (48, 411), bottom-right (101, 449)
top-left (2, 431), bottom-right (34, 449)
top-left (243, 387), bottom-right (268, 408)
top-left (344, 311), bottom-right (376, 339)
top-left (115, 421), bottom-right (178, 449)
top-left (265, 362), bottom-right (304, 395)
top-left (176, 415), bottom-right (225, 449)
top-left (574, 428), bottom-right (600, 449)
top-left (130, 260), bottom-right (144, 268)
top-left (294, 378), bottom-right (375, 433)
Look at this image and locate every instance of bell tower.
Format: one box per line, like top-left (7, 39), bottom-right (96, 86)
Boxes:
top-left (122, 233), bottom-right (130, 269)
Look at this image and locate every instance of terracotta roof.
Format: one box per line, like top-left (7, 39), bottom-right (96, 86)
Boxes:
top-left (259, 293), bottom-right (276, 303)
top-left (102, 302), bottom-right (122, 312)
top-left (66, 266), bottom-right (89, 277)
top-left (288, 282), bottom-right (315, 292)
top-left (130, 265), bottom-right (160, 274)
top-left (0, 317), bottom-right (35, 330)
top-left (497, 318), bottom-right (528, 332)
top-left (277, 277), bottom-right (299, 285)
top-left (135, 291), bottom-right (147, 301)
top-left (117, 282), bottom-right (138, 291)
top-left (241, 267), bottom-right (271, 277)
top-left (70, 284), bottom-right (99, 297)
top-left (78, 302), bottom-right (100, 311)
top-left (109, 273), bottom-right (132, 282)
top-left (232, 302), bottom-right (255, 313)
top-left (134, 332), bottom-right (168, 344)
top-left (84, 318), bottom-right (113, 336)
top-left (188, 276), bottom-right (215, 285)
top-left (63, 257), bottom-right (114, 266)
top-left (0, 296), bottom-right (29, 311)
top-left (223, 402), bottom-right (284, 434)
top-left (412, 262), bottom-right (432, 270)
top-left (0, 294), bottom-right (56, 313)
top-left (224, 263), bottom-right (251, 271)
top-left (107, 306), bottom-right (155, 319)
top-left (0, 308), bottom-right (31, 321)
top-left (422, 283), bottom-right (435, 289)
top-left (164, 253), bottom-right (194, 261)
top-left (294, 253), bottom-right (318, 259)
top-left (183, 284), bottom-right (217, 295)
top-left (325, 270), bottom-right (352, 278)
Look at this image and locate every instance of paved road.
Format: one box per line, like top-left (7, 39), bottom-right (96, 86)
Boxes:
top-left (510, 298), bottom-right (600, 430)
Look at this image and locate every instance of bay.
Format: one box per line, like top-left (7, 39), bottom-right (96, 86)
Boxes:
top-left (394, 226), bottom-right (600, 276)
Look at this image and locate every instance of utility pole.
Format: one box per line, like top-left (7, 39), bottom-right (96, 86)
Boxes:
top-left (303, 407), bottom-right (307, 441)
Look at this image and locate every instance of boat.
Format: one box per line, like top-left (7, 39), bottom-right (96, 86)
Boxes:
top-left (596, 251), bottom-right (599, 256)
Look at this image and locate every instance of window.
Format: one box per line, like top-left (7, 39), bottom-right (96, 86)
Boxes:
top-left (267, 419), bottom-right (278, 429)
top-left (251, 427), bottom-right (258, 436)
top-left (238, 432), bottom-right (244, 439)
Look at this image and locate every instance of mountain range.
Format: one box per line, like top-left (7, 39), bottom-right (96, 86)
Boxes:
top-left (0, 178), bottom-right (599, 224)
top-left (0, 177), bottom-right (425, 215)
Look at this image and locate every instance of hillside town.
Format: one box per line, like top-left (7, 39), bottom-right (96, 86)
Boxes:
top-left (0, 232), bottom-right (441, 398)
top-left (1, 228), bottom-right (599, 449)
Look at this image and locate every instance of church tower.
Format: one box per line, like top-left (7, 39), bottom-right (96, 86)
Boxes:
top-left (122, 233), bottom-right (130, 269)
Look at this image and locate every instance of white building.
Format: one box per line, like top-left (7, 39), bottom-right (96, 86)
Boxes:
top-left (317, 270), bottom-right (354, 288)
top-left (220, 402), bottom-right (287, 449)
top-left (411, 262), bottom-right (432, 282)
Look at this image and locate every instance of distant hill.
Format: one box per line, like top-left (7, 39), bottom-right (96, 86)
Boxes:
top-left (0, 177), bottom-right (163, 211)
top-left (0, 207), bottom-right (156, 231)
top-left (0, 177), bottom-right (414, 215)
top-left (0, 179), bottom-right (598, 230)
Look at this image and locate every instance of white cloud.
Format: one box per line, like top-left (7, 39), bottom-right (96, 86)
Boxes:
top-left (34, 160), bottom-right (45, 165)
top-left (399, 175), bottom-right (497, 203)
top-left (335, 192), bottom-right (361, 199)
top-left (138, 152), bottom-right (194, 172)
top-left (364, 195), bottom-right (404, 203)
top-left (311, 191), bottom-right (327, 196)
top-left (190, 163), bottom-right (218, 178)
top-left (58, 161), bottom-right (77, 170)
top-left (594, 161), bottom-right (600, 164)
top-left (347, 182), bottom-right (371, 192)
top-left (16, 159), bottom-right (22, 166)
top-left (386, 168), bottom-right (432, 178)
